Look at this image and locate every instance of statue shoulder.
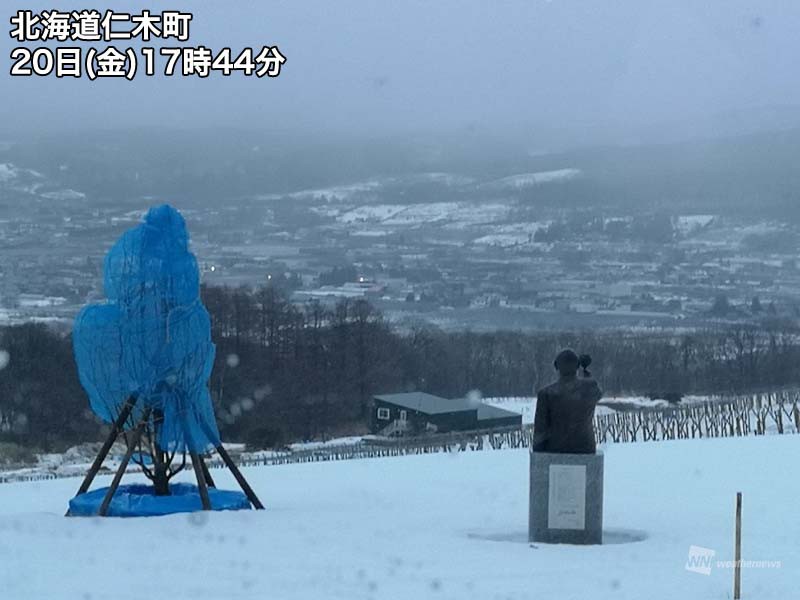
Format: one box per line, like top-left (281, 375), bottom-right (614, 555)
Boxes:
top-left (538, 382), bottom-right (561, 397)
top-left (579, 377), bottom-right (602, 398)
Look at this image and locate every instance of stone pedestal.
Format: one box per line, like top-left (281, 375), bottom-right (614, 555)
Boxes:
top-left (529, 451), bottom-right (604, 545)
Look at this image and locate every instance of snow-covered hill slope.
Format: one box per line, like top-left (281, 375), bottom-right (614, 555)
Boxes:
top-left (483, 395), bottom-right (711, 424)
top-left (0, 435), bottom-right (796, 599)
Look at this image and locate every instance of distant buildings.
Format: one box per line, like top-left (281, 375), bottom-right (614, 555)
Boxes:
top-left (3, 168), bottom-right (800, 333)
top-left (293, 280), bottom-right (387, 302)
top-left (371, 392), bottom-right (522, 436)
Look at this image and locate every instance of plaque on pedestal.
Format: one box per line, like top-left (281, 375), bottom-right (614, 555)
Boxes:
top-left (529, 451), bottom-right (604, 545)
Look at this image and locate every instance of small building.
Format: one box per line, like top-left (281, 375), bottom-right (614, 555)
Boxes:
top-left (476, 404), bottom-right (525, 429)
top-left (371, 392), bottom-right (522, 436)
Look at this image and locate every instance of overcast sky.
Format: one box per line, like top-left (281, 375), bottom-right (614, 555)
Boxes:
top-left (2, 1), bottom-right (799, 146)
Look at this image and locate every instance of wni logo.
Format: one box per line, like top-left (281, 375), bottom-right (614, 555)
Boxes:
top-left (685, 545), bottom-right (716, 576)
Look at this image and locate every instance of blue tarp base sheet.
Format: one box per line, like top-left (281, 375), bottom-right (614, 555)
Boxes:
top-left (68, 483), bottom-right (251, 517)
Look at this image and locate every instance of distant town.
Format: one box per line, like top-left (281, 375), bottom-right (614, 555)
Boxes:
top-left (2, 161), bottom-right (799, 332)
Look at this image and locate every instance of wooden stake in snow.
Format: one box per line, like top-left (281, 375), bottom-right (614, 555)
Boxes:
top-left (734, 492), bottom-right (742, 600)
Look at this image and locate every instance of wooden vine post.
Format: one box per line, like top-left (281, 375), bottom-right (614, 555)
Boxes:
top-left (734, 491), bottom-right (742, 600)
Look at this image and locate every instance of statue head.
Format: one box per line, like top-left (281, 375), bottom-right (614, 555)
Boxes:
top-left (554, 349), bottom-right (580, 377)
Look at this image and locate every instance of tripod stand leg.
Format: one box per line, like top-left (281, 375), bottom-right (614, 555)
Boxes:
top-left (190, 452), bottom-right (212, 510)
top-left (98, 408), bottom-right (151, 517)
top-left (67, 396), bottom-right (138, 516)
top-left (200, 457), bottom-right (216, 488)
top-left (214, 444), bottom-right (265, 510)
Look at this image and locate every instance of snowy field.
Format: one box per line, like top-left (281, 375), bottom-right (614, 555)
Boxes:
top-left (0, 435), bottom-right (797, 600)
top-left (482, 395), bottom-right (716, 425)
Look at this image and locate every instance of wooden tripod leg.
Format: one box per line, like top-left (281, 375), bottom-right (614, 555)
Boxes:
top-left (199, 457), bottom-right (216, 488)
top-left (190, 452), bottom-right (212, 510)
top-left (67, 396), bottom-right (138, 516)
top-left (198, 421), bottom-right (264, 509)
top-left (75, 396), bottom-right (138, 496)
top-left (98, 408), bottom-right (151, 517)
top-left (215, 444), bottom-right (265, 510)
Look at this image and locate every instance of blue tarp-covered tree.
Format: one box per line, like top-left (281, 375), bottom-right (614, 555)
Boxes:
top-left (68, 205), bottom-right (263, 516)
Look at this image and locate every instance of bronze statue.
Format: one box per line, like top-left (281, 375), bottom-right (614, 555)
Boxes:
top-left (532, 349), bottom-right (602, 454)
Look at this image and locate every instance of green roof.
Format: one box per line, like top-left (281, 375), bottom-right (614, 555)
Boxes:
top-left (374, 392), bottom-right (474, 415)
top-left (476, 404), bottom-right (522, 421)
top-left (374, 393), bottom-right (522, 422)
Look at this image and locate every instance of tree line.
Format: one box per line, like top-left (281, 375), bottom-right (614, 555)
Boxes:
top-left (1, 284), bottom-right (800, 452)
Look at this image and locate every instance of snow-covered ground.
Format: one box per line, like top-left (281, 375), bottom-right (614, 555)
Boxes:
top-left (674, 215), bottom-right (715, 236)
top-left (0, 434), bottom-right (796, 599)
top-left (483, 395), bottom-right (711, 425)
top-left (482, 168), bottom-right (582, 190)
top-left (319, 201), bottom-right (512, 229)
top-left (287, 436), bottom-right (367, 452)
top-left (0, 396), bottom-right (729, 482)
top-left (472, 222), bottom-right (550, 247)
top-left (0, 161), bottom-right (85, 200)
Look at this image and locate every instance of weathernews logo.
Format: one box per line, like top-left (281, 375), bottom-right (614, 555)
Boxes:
top-left (685, 545), bottom-right (716, 575)
top-left (685, 545), bottom-right (781, 576)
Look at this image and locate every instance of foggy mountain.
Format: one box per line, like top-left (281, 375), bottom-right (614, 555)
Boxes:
top-left (2, 126), bottom-right (799, 219)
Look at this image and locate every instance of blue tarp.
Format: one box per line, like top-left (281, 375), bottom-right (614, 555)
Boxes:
top-left (68, 483), bottom-right (251, 517)
top-left (72, 205), bottom-right (220, 453)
